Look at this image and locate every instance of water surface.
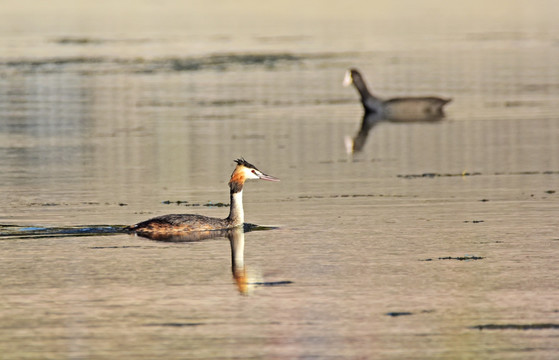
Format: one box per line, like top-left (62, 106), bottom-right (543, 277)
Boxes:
top-left (1, 1), bottom-right (559, 359)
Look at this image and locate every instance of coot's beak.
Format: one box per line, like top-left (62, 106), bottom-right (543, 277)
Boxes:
top-left (342, 70), bottom-right (352, 87)
top-left (344, 135), bottom-right (355, 154)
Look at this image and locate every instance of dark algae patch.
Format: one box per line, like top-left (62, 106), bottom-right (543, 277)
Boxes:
top-left (145, 322), bottom-right (204, 328)
top-left (252, 280), bottom-right (293, 287)
top-left (298, 193), bottom-right (408, 200)
top-left (1, 52), bottom-right (305, 76)
top-left (386, 310), bottom-right (434, 317)
top-left (162, 200), bottom-right (190, 205)
top-left (438, 256), bottom-right (484, 260)
top-left (170, 53), bottom-right (301, 71)
top-left (386, 312), bottom-right (413, 317)
top-left (472, 323), bottom-right (559, 330)
top-left (421, 255), bottom-right (484, 261)
top-left (204, 202), bottom-right (228, 207)
top-left (54, 37), bottom-right (105, 45)
top-left (162, 200), bottom-right (229, 207)
top-left (398, 170), bottom-right (559, 179)
top-left (398, 172), bottom-right (482, 179)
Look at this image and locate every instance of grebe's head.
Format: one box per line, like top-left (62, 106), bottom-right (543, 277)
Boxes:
top-left (235, 158), bottom-right (279, 182)
top-left (229, 158), bottom-right (279, 192)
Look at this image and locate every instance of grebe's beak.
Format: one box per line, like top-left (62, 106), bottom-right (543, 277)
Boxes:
top-left (342, 70), bottom-right (352, 87)
top-left (258, 173), bottom-right (280, 182)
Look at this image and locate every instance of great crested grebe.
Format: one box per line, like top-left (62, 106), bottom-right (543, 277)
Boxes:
top-left (128, 159), bottom-right (279, 237)
top-left (343, 68), bottom-right (451, 121)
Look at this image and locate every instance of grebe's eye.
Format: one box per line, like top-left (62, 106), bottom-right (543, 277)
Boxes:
top-left (251, 170), bottom-right (257, 175)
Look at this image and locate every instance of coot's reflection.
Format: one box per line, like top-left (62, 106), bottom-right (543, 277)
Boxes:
top-left (345, 111), bottom-right (383, 154)
top-left (134, 225), bottom-right (289, 295)
top-left (345, 110), bottom-right (447, 154)
top-left (343, 68), bottom-right (451, 154)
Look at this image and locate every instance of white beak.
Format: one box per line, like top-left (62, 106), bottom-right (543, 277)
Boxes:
top-left (342, 70), bottom-right (352, 87)
top-left (344, 135), bottom-right (354, 154)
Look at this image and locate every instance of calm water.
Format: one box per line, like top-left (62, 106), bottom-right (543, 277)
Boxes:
top-left (1, 1), bottom-right (559, 358)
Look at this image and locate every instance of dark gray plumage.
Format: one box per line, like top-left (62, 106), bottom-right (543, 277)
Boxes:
top-left (344, 68), bottom-right (451, 121)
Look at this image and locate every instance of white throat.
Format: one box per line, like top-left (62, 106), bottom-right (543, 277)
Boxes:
top-left (228, 190), bottom-right (244, 226)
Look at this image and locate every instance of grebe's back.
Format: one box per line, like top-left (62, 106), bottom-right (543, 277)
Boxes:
top-left (130, 214), bottom-right (230, 234)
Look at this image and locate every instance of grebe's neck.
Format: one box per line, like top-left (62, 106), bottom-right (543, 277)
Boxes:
top-left (227, 189), bottom-right (244, 226)
top-left (227, 176), bottom-right (245, 226)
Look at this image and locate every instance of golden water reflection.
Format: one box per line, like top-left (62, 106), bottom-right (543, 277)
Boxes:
top-left (133, 226), bottom-right (287, 295)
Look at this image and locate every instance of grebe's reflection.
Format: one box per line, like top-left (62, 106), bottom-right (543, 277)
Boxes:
top-left (133, 225), bottom-right (289, 295)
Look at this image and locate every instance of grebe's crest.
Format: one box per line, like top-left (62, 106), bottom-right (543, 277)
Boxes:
top-left (234, 158), bottom-right (256, 169)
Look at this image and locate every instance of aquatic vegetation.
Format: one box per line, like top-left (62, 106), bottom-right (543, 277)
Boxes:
top-left (472, 323), bottom-right (559, 330)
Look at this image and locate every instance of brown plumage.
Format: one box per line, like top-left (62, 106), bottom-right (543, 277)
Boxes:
top-left (127, 159), bottom-right (279, 238)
